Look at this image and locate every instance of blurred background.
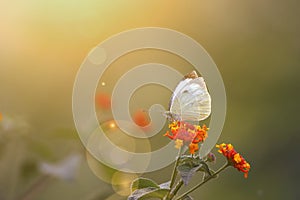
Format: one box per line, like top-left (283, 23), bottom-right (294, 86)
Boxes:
top-left (0, 0), bottom-right (299, 200)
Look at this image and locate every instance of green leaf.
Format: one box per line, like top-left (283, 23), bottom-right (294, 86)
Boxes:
top-left (128, 188), bottom-right (169, 200)
top-left (139, 188), bottom-right (169, 200)
top-left (131, 178), bottom-right (160, 193)
top-left (197, 161), bottom-right (211, 176)
top-left (178, 155), bottom-right (196, 165)
top-left (179, 155), bottom-right (203, 167)
top-left (128, 188), bottom-right (155, 200)
top-left (177, 163), bottom-right (201, 185)
top-left (177, 156), bottom-right (212, 185)
top-left (159, 181), bottom-right (170, 190)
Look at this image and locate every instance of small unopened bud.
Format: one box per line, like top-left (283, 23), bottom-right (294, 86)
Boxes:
top-left (207, 152), bottom-right (216, 163)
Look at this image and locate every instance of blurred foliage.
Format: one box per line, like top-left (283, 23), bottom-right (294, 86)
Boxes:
top-left (0, 118), bottom-right (115, 200)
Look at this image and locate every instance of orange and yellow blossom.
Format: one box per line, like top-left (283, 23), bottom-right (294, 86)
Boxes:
top-left (216, 143), bottom-right (251, 178)
top-left (164, 121), bottom-right (208, 154)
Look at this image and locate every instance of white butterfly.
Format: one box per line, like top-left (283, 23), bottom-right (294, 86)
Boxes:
top-left (165, 71), bottom-right (211, 122)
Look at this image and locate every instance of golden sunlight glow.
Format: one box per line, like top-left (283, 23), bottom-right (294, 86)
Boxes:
top-left (109, 122), bottom-right (116, 129)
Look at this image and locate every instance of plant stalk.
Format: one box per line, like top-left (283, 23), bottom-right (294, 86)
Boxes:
top-left (168, 180), bottom-right (183, 200)
top-left (175, 163), bottom-right (230, 200)
top-left (165, 148), bottom-right (182, 200)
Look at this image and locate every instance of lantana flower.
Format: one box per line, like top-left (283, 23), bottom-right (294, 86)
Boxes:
top-left (216, 143), bottom-right (251, 178)
top-left (164, 121), bottom-right (208, 154)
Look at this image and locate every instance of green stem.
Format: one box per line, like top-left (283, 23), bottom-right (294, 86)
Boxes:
top-left (175, 163), bottom-right (230, 200)
top-left (170, 149), bottom-right (182, 188)
top-left (168, 180), bottom-right (183, 200)
top-left (165, 148), bottom-right (182, 200)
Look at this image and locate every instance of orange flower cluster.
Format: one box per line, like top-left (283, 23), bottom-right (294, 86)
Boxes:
top-left (216, 143), bottom-right (251, 178)
top-left (164, 121), bottom-right (208, 154)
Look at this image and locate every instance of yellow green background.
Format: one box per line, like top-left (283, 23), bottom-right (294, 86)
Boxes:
top-left (0, 1), bottom-right (299, 200)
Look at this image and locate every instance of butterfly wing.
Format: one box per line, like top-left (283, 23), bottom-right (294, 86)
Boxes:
top-left (169, 76), bottom-right (211, 121)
